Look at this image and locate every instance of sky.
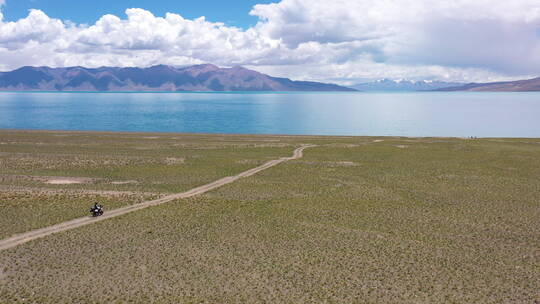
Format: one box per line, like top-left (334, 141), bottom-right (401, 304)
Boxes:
top-left (0, 0), bottom-right (539, 84)
top-left (0, 0), bottom-right (274, 28)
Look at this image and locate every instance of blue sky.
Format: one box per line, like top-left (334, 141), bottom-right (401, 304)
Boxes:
top-left (1, 0), bottom-right (275, 28)
top-left (0, 0), bottom-right (538, 83)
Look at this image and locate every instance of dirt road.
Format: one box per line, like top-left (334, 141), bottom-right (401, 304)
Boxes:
top-left (0, 145), bottom-right (315, 251)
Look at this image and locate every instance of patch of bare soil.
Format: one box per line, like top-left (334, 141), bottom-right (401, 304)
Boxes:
top-left (45, 178), bottom-right (89, 185)
top-left (373, 139), bottom-right (384, 143)
top-left (110, 180), bottom-right (138, 185)
top-left (395, 145), bottom-right (408, 149)
top-left (164, 157), bottom-right (185, 165)
top-left (0, 175), bottom-right (98, 184)
top-left (0, 174), bottom-right (139, 186)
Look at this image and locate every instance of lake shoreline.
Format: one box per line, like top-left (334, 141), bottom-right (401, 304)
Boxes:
top-left (1, 128), bottom-right (539, 139)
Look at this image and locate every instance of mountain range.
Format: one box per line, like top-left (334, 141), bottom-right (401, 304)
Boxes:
top-left (0, 64), bottom-right (355, 92)
top-left (436, 77), bottom-right (540, 92)
top-left (352, 79), bottom-right (461, 91)
top-left (1, 64), bottom-right (538, 92)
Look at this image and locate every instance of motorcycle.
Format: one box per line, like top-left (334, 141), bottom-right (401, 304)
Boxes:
top-left (90, 205), bottom-right (104, 217)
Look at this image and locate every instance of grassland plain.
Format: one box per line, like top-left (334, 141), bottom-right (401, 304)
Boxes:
top-left (0, 130), bottom-right (307, 237)
top-left (0, 131), bottom-right (539, 303)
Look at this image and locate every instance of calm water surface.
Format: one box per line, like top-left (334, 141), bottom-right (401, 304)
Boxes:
top-left (0, 92), bottom-right (538, 137)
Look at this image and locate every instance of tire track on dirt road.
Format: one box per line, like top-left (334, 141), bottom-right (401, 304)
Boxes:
top-left (0, 145), bottom-right (316, 251)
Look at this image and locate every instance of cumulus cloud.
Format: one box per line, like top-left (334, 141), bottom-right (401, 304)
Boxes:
top-left (0, 9), bottom-right (67, 47)
top-left (251, 0), bottom-right (540, 76)
top-left (0, 0), bottom-right (539, 83)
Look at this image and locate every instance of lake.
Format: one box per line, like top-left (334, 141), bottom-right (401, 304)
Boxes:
top-left (0, 92), bottom-right (538, 137)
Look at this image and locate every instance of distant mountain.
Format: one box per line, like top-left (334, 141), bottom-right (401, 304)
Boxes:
top-left (352, 79), bottom-right (461, 91)
top-left (0, 64), bottom-right (356, 92)
top-left (436, 77), bottom-right (540, 92)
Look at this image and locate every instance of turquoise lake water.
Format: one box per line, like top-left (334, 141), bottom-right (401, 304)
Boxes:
top-left (0, 92), bottom-right (538, 137)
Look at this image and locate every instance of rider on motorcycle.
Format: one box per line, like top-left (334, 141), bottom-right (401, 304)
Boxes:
top-left (90, 203), bottom-right (104, 216)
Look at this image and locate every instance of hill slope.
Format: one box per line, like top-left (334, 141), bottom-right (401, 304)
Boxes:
top-left (438, 77), bottom-right (540, 92)
top-left (0, 64), bottom-right (355, 92)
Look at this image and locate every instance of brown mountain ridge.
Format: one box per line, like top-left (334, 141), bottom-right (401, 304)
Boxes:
top-left (0, 64), bottom-right (356, 92)
top-left (437, 77), bottom-right (540, 92)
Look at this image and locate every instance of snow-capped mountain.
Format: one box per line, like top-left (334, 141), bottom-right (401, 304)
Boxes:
top-left (352, 79), bottom-right (462, 91)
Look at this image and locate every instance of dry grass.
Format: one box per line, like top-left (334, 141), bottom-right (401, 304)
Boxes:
top-left (0, 130), bottom-right (297, 193)
top-left (0, 130), bottom-right (301, 239)
top-left (0, 131), bottom-right (539, 303)
top-left (0, 191), bottom-right (156, 239)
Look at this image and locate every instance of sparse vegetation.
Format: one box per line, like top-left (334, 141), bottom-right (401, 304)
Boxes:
top-left (0, 191), bottom-right (156, 239)
top-left (0, 130), bottom-right (295, 235)
top-left (0, 130), bottom-right (294, 193)
top-left (0, 131), bottom-right (538, 303)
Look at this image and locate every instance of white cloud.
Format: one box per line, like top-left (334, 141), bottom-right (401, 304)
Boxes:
top-left (250, 0), bottom-right (540, 77)
top-left (0, 0), bottom-right (539, 83)
top-left (0, 9), bottom-right (66, 47)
